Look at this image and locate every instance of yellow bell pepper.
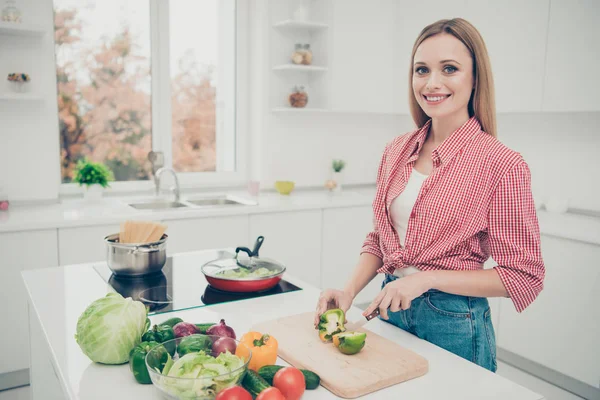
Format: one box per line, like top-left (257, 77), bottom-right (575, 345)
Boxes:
top-left (235, 331), bottom-right (278, 371)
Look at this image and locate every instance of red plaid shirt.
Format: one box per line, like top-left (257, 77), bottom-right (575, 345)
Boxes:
top-left (361, 117), bottom-right (545, 312)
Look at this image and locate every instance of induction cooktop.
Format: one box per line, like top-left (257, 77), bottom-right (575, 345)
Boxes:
top-left (93, 249), bottom-right (302, 315)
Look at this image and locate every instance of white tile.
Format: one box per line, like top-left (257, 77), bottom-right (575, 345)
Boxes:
top-left (497, 361), bottom-right (584, 400)
top-left (0, 386), bottom-right (30, 400)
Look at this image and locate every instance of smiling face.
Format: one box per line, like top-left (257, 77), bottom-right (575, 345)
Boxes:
top-left (412, 33), bottom-right (474, 122)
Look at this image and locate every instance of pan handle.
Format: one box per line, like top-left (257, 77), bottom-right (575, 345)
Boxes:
top-left (251, 236), bottom-right (264, 256)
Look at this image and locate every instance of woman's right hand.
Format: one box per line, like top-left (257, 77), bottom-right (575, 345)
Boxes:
top-left (313, 289), bottom-right (353, 327)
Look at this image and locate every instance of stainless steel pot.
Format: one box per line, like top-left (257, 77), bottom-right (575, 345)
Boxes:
top-left (104, 233), bottom-right (168, 276)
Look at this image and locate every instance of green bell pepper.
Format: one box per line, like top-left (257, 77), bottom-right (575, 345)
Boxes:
top-left (332, 331), bottom-right (367, 355)
top-left (177, 334), bottom-right (213, 356)
top-left (318, 308), bottom-right (346, 342)
top-left (142, 324), bottom-right (176, 355)
top-left (129, 341), bottom-right (164, 384)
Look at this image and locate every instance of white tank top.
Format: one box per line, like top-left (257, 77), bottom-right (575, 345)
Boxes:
top-left (389, 168), bottom-right (428, 278)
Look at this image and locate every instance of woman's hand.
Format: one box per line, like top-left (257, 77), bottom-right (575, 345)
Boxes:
top-left (313, 289), bottom-right (353, 327)
top-left (362, 273), bottom-right (432, 320)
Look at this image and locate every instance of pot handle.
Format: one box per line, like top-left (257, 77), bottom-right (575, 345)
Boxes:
top-left (235, 235), bottom-right (264, 257)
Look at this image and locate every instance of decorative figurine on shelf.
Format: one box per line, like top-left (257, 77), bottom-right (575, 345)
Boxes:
top-left (1, 0), bottom-right (22, 23)
top-left (7, 73), bottom-right (30, 93)
top-left (73, 158), bottom-right (114, 202)
top-left (326, 159), bottom-right (346, 192)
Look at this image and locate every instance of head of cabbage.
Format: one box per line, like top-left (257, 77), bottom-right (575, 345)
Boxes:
top-left (75, 292), bottom-right (149, 364)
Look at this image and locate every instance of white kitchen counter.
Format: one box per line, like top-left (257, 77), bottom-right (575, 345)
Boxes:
top-left (21, 251), bottom-right (544, 400)
top-left (2, 186), bottom-right (599, 246)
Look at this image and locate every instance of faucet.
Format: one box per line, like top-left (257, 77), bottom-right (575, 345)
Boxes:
top-left (154, 167), bottom-right (181, 202)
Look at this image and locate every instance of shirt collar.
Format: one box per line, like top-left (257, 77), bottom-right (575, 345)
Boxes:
top-left (434, 116), bottom-right (482, 165)
top-left (410, 117), bottom-right (482, 165)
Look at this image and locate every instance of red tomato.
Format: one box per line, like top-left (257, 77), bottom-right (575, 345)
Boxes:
top-left (273, 367), bottom-right (306, 400)
top-left (256, 387), bottom-right (286, 400)
top-left (215, 386), bottom-right (253, 400)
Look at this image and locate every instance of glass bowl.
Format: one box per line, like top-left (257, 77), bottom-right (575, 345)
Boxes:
top-left (145, 335), bottom-right (252, 399)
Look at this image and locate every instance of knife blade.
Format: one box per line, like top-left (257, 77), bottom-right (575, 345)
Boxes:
top-left (352, 308), bottom-right (380, 328)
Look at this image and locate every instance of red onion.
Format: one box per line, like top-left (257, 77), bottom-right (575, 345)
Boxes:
top-left (173, 322), bottom-right (199, 338)
top-left (206, 319), bottom-right (236, 339)
top-left (212, 336), bottom-right (237, 355)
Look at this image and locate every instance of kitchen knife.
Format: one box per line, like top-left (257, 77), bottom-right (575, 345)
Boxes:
top-left (353, 308), bottom-right (380, 328)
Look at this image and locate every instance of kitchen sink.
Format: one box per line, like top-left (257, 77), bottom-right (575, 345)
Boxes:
top-left (186, 197), bottom-right (246, 207)
top-left (128, 201), bottom-right (189, 210)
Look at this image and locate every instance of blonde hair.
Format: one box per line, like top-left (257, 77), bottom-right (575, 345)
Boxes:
top-left (408, 18), bottom-right (497, 138)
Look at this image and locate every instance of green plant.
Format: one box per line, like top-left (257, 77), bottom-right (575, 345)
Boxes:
top-left (73, 159), bottom-right (114, 188)
top-left (332, 159), bottom-right (346, 173)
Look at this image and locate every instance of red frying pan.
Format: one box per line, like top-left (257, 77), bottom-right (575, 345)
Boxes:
top-left (201, 236), bottom-right (287, 293)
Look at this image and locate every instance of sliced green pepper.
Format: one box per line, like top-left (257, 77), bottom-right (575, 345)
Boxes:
top-left (332, 331), bottom-right (367, 355)
top-left (141, 324), bottom-right (176, 355)
top-left (318, 308), bottom-right (346, 342)
top-left (129, 341), bottom-right (163, 384)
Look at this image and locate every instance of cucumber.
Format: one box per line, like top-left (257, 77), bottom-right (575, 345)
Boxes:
top-left (242, 369), bottom-right (270, 397)
top-left (194, 323), bottom-right (216, 334)
top-left (159, 317), bottom-right (183, 328)
top-left (258, 365), bottom-right (321, 390)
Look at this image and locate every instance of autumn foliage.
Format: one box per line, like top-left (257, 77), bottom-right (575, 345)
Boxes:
top-left (54, 8), bottom-right (217, 183)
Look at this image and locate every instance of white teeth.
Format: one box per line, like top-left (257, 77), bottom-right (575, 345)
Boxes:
top-left (425, 95), bottom-right (448, 102)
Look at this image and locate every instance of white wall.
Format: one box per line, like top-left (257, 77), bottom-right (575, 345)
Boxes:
top-left (0, 0), bottom-right (61, 202)
top-left (1, 0), bottom-right (599, 216)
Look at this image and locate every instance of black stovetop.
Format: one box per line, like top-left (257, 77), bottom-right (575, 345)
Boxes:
top-left (94, 250), bottom-right (301, 315)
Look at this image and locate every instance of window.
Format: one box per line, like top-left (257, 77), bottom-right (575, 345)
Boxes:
top-left (53, 0), bottom-right (241, 189)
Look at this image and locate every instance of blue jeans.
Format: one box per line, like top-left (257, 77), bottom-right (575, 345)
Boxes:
top-left (381, 273), bottom-right (497, 372)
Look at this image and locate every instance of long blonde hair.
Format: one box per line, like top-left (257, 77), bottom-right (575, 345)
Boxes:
top-left (408, 18), bottom-right (497, 138)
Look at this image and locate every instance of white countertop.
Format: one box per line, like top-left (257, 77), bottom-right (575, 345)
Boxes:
top-left (21, 250), bottom-right (544, 400)
top-left (2, 187), bottom-right (599, 246)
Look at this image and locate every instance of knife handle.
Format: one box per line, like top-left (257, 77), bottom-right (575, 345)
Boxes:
top-left (364, 308), bottom-right (380, 321)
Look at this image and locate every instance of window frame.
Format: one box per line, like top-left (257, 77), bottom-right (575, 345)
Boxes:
top-left (58, 0), bottom-right (249, 197)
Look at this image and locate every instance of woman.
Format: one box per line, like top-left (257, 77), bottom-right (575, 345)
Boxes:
top-left (313, 18), bottom-right (545, 372)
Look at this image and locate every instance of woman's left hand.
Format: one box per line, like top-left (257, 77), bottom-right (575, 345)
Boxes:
top-left (362, 273), bottom-right (432, 320)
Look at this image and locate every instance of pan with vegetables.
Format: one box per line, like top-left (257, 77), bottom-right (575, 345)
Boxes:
top-left (201, 236), bottom-right (287, 293)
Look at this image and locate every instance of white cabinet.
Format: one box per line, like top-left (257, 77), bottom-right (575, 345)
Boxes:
top-left (462, 0), bottom-right (549, 113)
top-left (166, 215), bottom-right (249, 254)
top-left (320, 206), bottom-right (378, 304)
top-left (330, 0), bottom-right (399, 114)
top-left (0, 229), bottom-right (58, 376)
top-left (497, 235), bottom-right (600, 387)
top-left (58, 224), bottom-right (120, 265)
top-left (249, 210), bottom-right (322, 288)
top-left (542, 0), bottom-right (600, 112)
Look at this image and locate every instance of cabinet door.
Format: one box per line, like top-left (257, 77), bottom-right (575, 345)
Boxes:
top-left (330, 0), bottom-right (399, 114)
top-left (542, 0), bottom-right (600, 112)
top-left (166, 216), bottom-right (249, 254)
top-left (58, 224), bottom-right (120, 265)
top-left (463, 0), bottom-right (549, 113)
top-left (249, 210), bottom-right (322, 288)
top-left (0, 229), bottom-right (58, 375)
top-left (497, 235), bottom-right (600, 387)
top-left (321, 206), bottom-right (377, 304)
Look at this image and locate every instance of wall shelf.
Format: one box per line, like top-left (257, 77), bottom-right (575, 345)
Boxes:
top-left (273, 20), bottom-right (329, 32)
top-left (271, 107), bottom-right (331, 113)
top-left (0, 92), bottom-right (43, 101)
top-left (272, 64), bottom-right (328, 72)
top-left (0, 22), bottom-right (45, 37)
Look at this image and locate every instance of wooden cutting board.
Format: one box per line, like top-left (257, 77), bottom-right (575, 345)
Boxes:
top-left (252, 312), bottom-right (428, 399)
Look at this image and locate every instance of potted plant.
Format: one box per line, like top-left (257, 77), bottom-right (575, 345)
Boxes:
top-left (331, 159), bottom-right (346, 192)
top-left (73, 159), bottom-right (114, 201)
